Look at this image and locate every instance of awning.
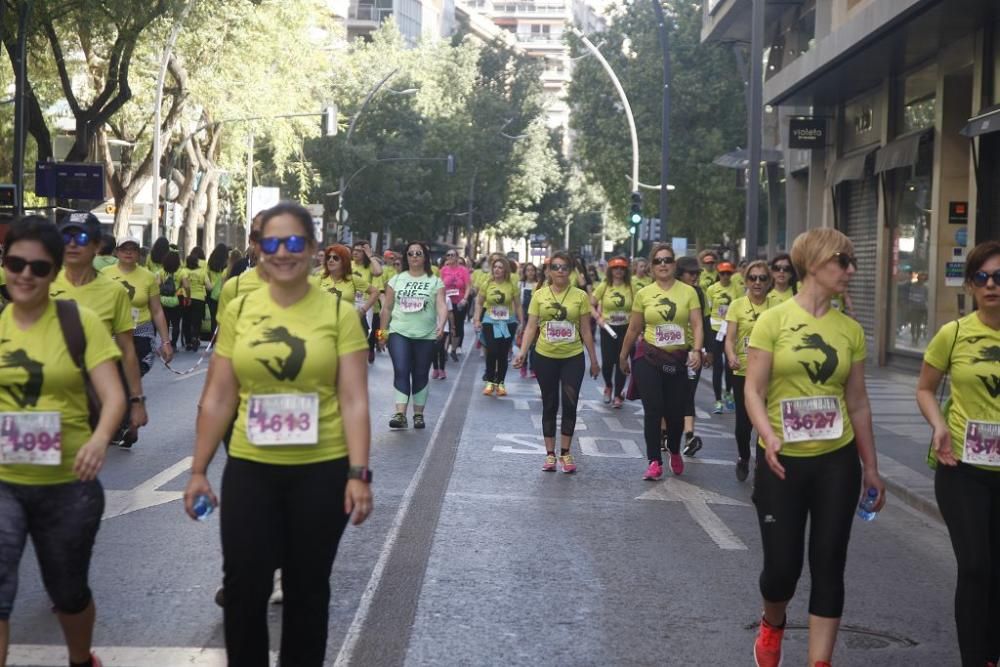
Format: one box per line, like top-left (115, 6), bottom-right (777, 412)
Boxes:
top-left (875, 131), bottom-right (928, 174)
top-left (960, 105), bottom-right (1000, 138)
top-left (827, 147), bottom-right (876, 186)
top-left (712, 148), bottom-right (784, 169)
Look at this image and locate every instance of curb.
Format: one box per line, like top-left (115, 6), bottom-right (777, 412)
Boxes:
top-left (878, 452), bottom-right (942, 523)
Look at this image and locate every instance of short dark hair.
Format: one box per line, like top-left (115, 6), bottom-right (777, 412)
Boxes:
top-left (5, 215), bottom-right (64, 273)
top-left (99, 233), bottom-right (116, 255)
top-left (150, 237), bottom-right (171, 265)
top-left (163, 250), bottom-right (181, 274)
top-left (208, 244), bottom-right (229, 272)
top-left (648, 243), bottom-right (675, 264)
top-left (965, 240), bottom-right (1000, 284)
top-left (260, 202), bottom-right (316, 247)
top-left (186, 253), bottom-right (200, 270)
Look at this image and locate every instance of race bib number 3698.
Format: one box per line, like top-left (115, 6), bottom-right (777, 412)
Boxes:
top-left (0, 412), bottom-right (61, 465)
top-left (545, 320), bottom-right (576, 343)
top-left (780, 396), bottom-right (843, 443)
top-left (247, 394), bottom-right (319, 446)
top-left (963, 420), bottom-right (1000, 467)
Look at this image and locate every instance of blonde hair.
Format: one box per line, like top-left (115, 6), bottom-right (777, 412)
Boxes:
top-left (790, 228), bottom-right (853, 278)
top-left (744, 259), bottom-right (771, 282)
top-left (490, 257), bottom-right (511, 283)
top-left (647, 243), bottom-right (675, 263)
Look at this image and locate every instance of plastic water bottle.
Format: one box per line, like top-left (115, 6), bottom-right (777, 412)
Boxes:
top-left (193, 494), bottom-right (214, 521)
top-left (856, 488), bottom-right (878, 522)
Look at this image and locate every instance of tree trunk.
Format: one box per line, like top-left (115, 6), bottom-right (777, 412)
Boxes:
top-left (113, 194), bottom-right (137, 238)
top-left (203, 174), bottom-right (220, 250)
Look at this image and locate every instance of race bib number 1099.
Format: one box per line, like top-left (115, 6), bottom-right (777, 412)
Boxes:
top-left (0, 412), bottom-right (61, 465)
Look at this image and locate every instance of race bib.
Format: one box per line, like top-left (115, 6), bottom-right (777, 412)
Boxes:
top-left (354, 291), bottom-right (366, 309)
top-left (246, 394), bottom-right (319, 446)
top-left (0, 412), bottom-right (61, 465)
top-left (490, 305), bottom-right (510, 321)
top-left (742, 335), bottom-right (750, 354)
top-left (717, 304), bottom-right (729, 319)
top-left (398, 296), bottom-right (425, 313)
top-left (446, 289), bottom-right (460, 298)
top-left (963, 420), bottom-right (1000, 466)
top-left (131, 307), bottom-right (140, 324)
top-left (654, 323), bottom-right (684, 347)
top-left (608, 311), bottom-right (628, 326)
top-left (545, 320), bottom-right (576, 343)
top-left (780, 396), bottom-right (843, 443)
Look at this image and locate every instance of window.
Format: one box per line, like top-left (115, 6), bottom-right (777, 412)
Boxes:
top-left (900, 64), bottom-right (937, 134)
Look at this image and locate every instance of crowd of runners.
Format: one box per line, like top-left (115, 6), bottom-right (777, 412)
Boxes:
top-left (0, 205), bottom-right (995, 667)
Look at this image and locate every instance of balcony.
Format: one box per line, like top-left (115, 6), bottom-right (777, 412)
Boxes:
top-left (515, 32), bottom-right (564, 48)
top-left (350, 2), bottom-right (394, 23)
top-left (490, 3), bottom-right (567, 18)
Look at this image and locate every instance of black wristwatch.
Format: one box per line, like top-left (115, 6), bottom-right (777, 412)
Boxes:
top-left (348, 466), bottom-right (373, 483)
top-left (129, 395), bottom-right (146, 405)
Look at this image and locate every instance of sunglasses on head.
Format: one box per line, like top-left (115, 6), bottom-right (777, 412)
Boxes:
top-left (652, 256), bottom-right (675, 266)
top-left (832, 253), bottom-right (857, 270)
top-left (772, 264), bottom-right (792, 273)
top-left (549, 263), bottom-right (569, 272)
top-left (62, 231), bottom-right (91, 247)
top-left (407, 250), bottom-right (424, 257)
top-left (5, 255), bottom-right (54, 278)
top-left (747, 274), bottom-right (770, 283)
top-left (971, 270), bottom-right (1000, 288)
top-left (259, 235), bottom-right (307, 255)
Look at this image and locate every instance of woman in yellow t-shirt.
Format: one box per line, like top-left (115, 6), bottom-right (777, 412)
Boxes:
top-left (320, 244), bottom-right (377, 318)
top-left (473, 257), bottom-right (523, 396)
top-left (0, 216), bottom-right (125, 667)
top-left (181, 253), bottom-right (208, 352)
top-left (620, 243), bottom-right (703, 480)
top-left (766, 252), bottom-right (796, 307)
top-left (744, 228), bottom-right (884, 667)
top-left (184, 202), bottom-right (372, 665)
top-left (513, 250), bottom-right (599, 473)
top-left (916, 240), bottom-right (1000, 667)
top-left (593, 256), bottom-right (633, 407)
top-left (724, 259), bottom-right (772, 480)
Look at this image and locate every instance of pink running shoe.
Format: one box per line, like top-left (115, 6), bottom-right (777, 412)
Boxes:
top-left (669, 453), bottom-right (684, 475)
top-left (520, 365), bottom-right (527, 378)
top-left (643, 460), bottom-right (663, 481)
top-left (559, 454), bottom-right (577, 474)
top-left (529, 370), bottom-right (537, 379)
top-left (542, 454), bottom-right (557, 471)
top-left (440, 370), bottom-right (447, 380)
top-left (612, 396), bottom-right (624, 409)
top-left (431, 369), bottom-right (440, 380)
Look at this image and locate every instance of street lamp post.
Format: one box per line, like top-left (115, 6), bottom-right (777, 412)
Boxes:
top-left (651, 0), bottom-right (671, 242)
top-left (746, 0), bottom-right (765, 258)
top-left (11, 0), bottom-right (31, 217)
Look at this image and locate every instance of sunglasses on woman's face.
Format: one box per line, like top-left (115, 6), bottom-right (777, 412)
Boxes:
top-left (971, 270), bottom-right (1000, 288)
top-left (747, 274), bottom-right (770, 283)
top-left (407, 251), bottom-right (424, 258)
top-left (549, 263), bottom-right (569, 272)
top-left (772, 264), bottom-right (792, 273)
top-left (4, 255), bottom-right (54, 278)
top-left (652, 256), bottom-right (675, 266)
top-left (259, 235), bottom-right (307, 255)
top-left (832, 253), bottom-right (857, 270)
top-left (62, 231), bottom-right (91, 247)
top-left (327, 255), bottom-right (341, 262)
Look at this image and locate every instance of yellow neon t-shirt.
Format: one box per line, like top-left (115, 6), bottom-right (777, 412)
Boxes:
top-left (180, 266), bottom-right (209, 301)
top-left (749, 298), bottom-right (866, 456)
top-left (706, 281), bottom-right (742, 331)
top-left (318, 274), bottom-right (362, 303)
top-left (632, 280), bottom-right (701, 351)
top-left (725, 295), bottom-right (772, 377)
top-left (924, 314), bottom-right (1000, 470)
top-left (528, 285), bottom-right (588, 359)
top-left (766, 287), bottom-right (794, 307)
top-left (731, 271), bottom-right (745, 293)
top-left (472, 269), bottom-right (490, 291)
top-left (102, 264), bottom-right (159, 326)
top-left (481, 279), bottom-right (517, 321)
top-left (0, 301), bottom-right (121, 485)
top-left (215, 285), bottom-right (368, 465)
top-left (593, 282), bottom-right (634, 326)
top-left (698, 268), bottom-right (719, 293)
top-left (631, 275), bottom-right (653, 291)
top-left (217, 268), bottom-right (266, 317)
top-left (50, 270), bottom-right (133, 336)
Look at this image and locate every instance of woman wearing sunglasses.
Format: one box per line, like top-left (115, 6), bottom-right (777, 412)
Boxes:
top-left (441, 250), bottom-right (471, 360)
top-left (724, 260), bottom-right (773, 482)
top-left (0, 216), bottom-right (126, 667)
top-left (513, 251), bottom-right (598, 473)
top-left (382, 241), bottom-right (447, 430)
top-left (705, 261), bottom-right (740, 414)
top-left (185, 202), bottom-right (372, 666)
top-left (620, 243), bottom-right (703, 480)
top-left (593, 256), bottom-right (633, 407)
top-left (319, 244), bottom-right (378, 318)
top-left (675, 256), bottom-right (711, 457)
top-left (916, 240), bottom-right (1000, 667)
top-left (744, 228), bottom-right (884, 667)
top-left (474, 257), bottom-right (522, 397)
top-left (766, 253), bottom-right (797, 307)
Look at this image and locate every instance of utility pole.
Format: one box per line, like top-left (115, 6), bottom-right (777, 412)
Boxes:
top-left (746, 0), bottom-right (765, 258)
top-left (12, 0), bottom-right (31, 217)
top-left (651, 0), bottom-right (670, 242)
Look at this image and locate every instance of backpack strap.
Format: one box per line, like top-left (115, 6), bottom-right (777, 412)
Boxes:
top-left (55, 300), bottom-right (101, 429)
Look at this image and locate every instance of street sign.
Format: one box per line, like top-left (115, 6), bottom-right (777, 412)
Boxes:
top-left (35, 162), bottom-right (106, 200)
top-left (789, 117), bottom-right (826, 149)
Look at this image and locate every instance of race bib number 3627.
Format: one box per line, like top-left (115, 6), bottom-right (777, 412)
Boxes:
top-left (780, 396), bottom-right (843, 443)
top-left (247, 394), bottom-right (319, 446)
top-left (963, 420), bottom-right (1000, 467)
top-left (0, 412), bottom-right (61, 465)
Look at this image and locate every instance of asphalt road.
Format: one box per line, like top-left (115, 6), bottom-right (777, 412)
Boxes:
top-left (6, 327), bottom-right (960, 666)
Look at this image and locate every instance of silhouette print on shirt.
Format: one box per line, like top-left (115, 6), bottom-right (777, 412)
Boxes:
top-left (972, 344), bottom-right (1000, 398)
top-left (250, 327), bottom-right (306, 382)
top-left (656, 296), bottom-right (677, 322)
top-left (792, 332), bottom-right (839, 384)
top-left (548, 301), bottom-right (568, 321)
top-left (119, 280), bottom-right (136, 300)
top-left (489, 288), bottom-right (505, 304)
top-left (610, 291), bottom-right (626, 309)
top-left (790, 323), bottom-right (808, 332)
top-left (0, 349), bottom-right (44, 408)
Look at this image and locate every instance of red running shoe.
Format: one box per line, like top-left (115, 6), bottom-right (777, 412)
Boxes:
top-left (753, 616), bottom-right (785, 667)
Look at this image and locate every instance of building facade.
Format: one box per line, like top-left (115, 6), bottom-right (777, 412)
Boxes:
top-left (347, 0), bottom-right (455, 42)
top-left (704, 0), bottom-right (999, 367)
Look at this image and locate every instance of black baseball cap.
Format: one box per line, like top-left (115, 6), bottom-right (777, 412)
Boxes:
top-left (58, 210), bottom-right (102, 240)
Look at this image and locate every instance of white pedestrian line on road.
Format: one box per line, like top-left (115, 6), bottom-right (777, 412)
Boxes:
top-left (103, 457), bottom-right (191, 520)
top-left (578, 437), bottom-right (642, 458)
top-left (493, 434), bottom-right (737, 465)
top-left (637, 478), bottom-right (749, 550)
top-left (334, 351), bottom-right (470, 667)
top-left (530, 414), bottom-right (587, 431)
top-left (7, 645), bottom-right (277, 666)
top-left (171, 366), bottom-right (208, 382)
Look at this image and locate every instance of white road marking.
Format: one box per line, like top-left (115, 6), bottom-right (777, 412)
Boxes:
top-left (171, 366), bottom-right (208, 382)
top-left (333, 351), bottom-right (470, 667)
top-left (578, 437), bottom-right (642, 458)
top-left (531, 414), bottom-right (587, 431)
top-left (7, 645), bottom-right (277, 666)
top-left (493, 433), bottom-right (548, 455)
top-left (102, 457), bottom-right (192, 520)
top-left (636, 478), bottom-right (749, 550)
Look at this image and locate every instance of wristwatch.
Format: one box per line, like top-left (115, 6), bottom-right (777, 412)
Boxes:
top-left (129, 395), bottom-right (146, 405)
top-left (348, 466), bottom-right (373, 483)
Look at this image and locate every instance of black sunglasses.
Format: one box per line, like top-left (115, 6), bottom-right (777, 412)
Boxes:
top-left (326, 255), bottom-right (341, 262)
top-left (62, 231), bottom-right (91, 247)
top-left (772, 264), bottom-right (792, 273)
top-left (832, 253), bottom-right (857, 270)
top-left (652, 256), bottom-right (675, 266)
top-left (549, 263), bottom-right (569, 272)
top-left (971, 270), bottom-right (1000, 288)
top-left (746, 274), bottom-right (770, 283)
top-left (5, 255), bottom-right (54, 278)
top-left (259, 235), bottom-right (307, 255)
top-left (407, 250), bottom-right (424, 257)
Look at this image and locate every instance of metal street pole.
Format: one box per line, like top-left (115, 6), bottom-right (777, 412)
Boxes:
top-left (651, 0), bottom-right (670, 242)
top-left (466, 166), bottom-right (477, 258)
top-left (746, 0), bottom-right (765, 258)
top-left (245, 133), bottom-right (254, 239)
top-left (12, 0), bottom-right (31, 217)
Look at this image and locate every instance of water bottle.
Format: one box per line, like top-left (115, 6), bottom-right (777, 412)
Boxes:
top-left (193, 494), bottom-right (214, 521)
top-left (856, 487), bottom-right (878, 522)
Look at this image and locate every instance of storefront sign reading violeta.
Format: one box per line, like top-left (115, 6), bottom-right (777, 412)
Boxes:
top-left (789, 117), bottom-right (827, 149)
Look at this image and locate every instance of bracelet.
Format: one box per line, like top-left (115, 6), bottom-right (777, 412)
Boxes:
top-left (129, 395), bottom-right (146, 404)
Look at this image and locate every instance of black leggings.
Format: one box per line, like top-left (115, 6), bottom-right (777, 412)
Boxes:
top-left (731, 375), bottom-right (752, 461)
top-left (183, 299), bottom-right (205, 348)
top-left (599, 324), bottom-right (628, 397)
top-left (634, 356), bottom-right (688, 462)
top-left (207, 297), bottom-right (219, 334)
top-left (711, 336), bottom-right (733, 400)
top-left (533, 352), bottom-right (584, 440)
top-left (221, 457), bottom-right (350, 667)
top-left (935, 462), bottom-right (1000, 666)
top-left (432, 332), bottom-right (448, 371)
top-left (387, 333), bottom-right (435, 407)
top-left (483, 323), bottom-right (516, 384)
top-left (164, 305), bottom-right (183, 347)
top-left (753, 441), bottom-right (861, 618)
top-left (684, 365), bottom-right (702, 418)
top-left (367, 312), bottom-right (381, 353)
top-left (452, 301), bottom-right (469, 348)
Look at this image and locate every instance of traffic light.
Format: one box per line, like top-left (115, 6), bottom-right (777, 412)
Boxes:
top-left (628, 191), bottom-right (642, 232)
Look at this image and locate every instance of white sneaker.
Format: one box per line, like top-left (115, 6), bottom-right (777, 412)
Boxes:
top-left (269, 569), bottom-right (283, 604)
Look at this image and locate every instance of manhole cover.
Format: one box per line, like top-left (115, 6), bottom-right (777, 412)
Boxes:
top-left (745, 621), bottom-right (918, 651)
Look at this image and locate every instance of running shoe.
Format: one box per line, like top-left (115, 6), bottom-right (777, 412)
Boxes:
top-left (450, 349), bottom-right (459, 362)
top-left (440, 370), bottom-right (447, 380)
top-left (603, 386), bottom-right (612, 404)
top-left (753, 615), bottom-right (785, 667)
top-left (496, 384), bottom-right (507, 397)
top-left (725, 391), bottom-right (735, 412)
top-left (813, 663), bottom-right (831, 667)
top-left (643, 460), bottom-right (663, 481)
top-left (669, 452), bottom-right (684, 475)
top-left (682, 434), bottom-right (703, 457)
top-left (389, 413), bottom-right (408, 429)
top-left (612, 396), bottom-right (624, 409)
top-left (736, 458), bottom-right (750, 482)
top-left (413, 414), bottom-right (426, 429)
top-left (368, 348), bottom-right (376, 364)
top-left (431, 369), bottom-right (440, 380)
top-left (89, 653), bottom-right (104, 667)
top-left (713, 400), bottom-right (724, 414)
top-left (483, 382), bottom-right (495, 396)
top-left (529, 370), bottom-right (537, 379)
top-left (542, 454), bottom-right (557, 471)
top-left (559, 454), bottom-right (577, 473)
top-left (519, 365), bottom-right (527, 378)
